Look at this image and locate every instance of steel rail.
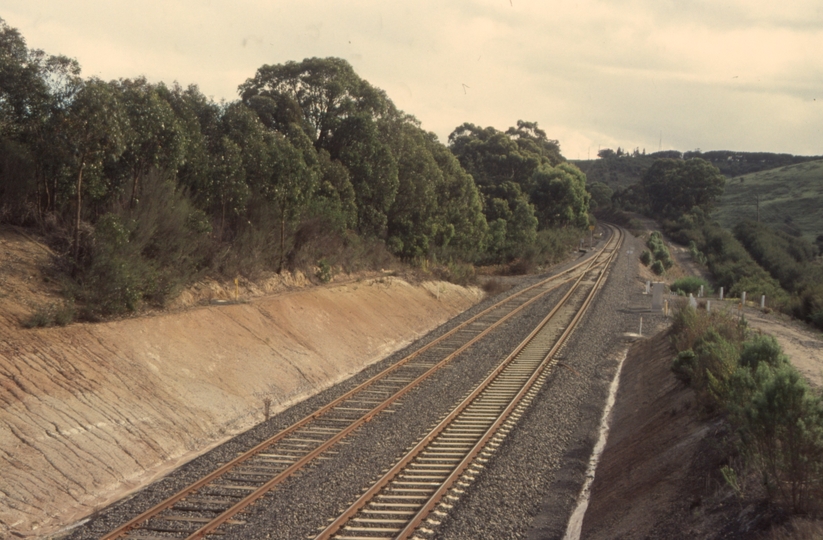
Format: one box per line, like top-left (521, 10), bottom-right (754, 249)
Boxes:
top-left (102, 228), bottom-right (615, 540)
top-left (315, 226), bottom-right (622, 540)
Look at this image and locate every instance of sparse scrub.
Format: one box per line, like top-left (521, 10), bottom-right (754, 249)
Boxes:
top-left (23, 300), bottom-right (76, 328)
top-left (432, 261), bottom-right (476, 286)
top-left (665, 217), bottom-right (789, 308)
top-left (762, 518), bottom-right (823, 540)
top-left (315, 259), bottom-right (333, 283)
top-left (671, 305), bottom-right (823, 515)
top-left (689, 240), bottom-right (707, 265)
top-left (69, 171), bottom-right (212, 319)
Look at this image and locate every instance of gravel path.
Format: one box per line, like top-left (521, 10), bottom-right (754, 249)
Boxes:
top-left (64, 229), bottom-right (652, 540)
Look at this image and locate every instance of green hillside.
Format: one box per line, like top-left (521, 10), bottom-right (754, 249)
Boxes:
top-left (712, 159), bottom-right (823, 242)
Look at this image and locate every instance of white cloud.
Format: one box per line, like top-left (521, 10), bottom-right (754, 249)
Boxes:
top-left (3, 0), bottom-right (823, 157)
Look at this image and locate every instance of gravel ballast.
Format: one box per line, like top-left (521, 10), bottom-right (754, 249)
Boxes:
top-left (64, 230), bottom-right (652, 540)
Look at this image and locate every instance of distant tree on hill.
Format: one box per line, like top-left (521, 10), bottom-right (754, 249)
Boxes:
top-left (587, 181), bottom-right (614, 210)
top-left (642, 158), bottom-right (725, 218)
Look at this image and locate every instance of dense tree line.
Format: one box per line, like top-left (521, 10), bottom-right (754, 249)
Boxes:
top-left (0, 19), bottom-right (590, 320)
top-left (448, 121), bottom-right (590, 261)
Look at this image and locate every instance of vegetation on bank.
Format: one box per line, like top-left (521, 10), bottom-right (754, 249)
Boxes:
top-left (670, 276), bottom-right (711, 296)
top-left (640, 231), bottom-right (673, 275)
top-left (671, 304), bottom-right (823, 516)
top-left (712, 160), bottom-right (823, 244)
top-left (585, 137), bottom-right (823, 331)
top-left (574, 147), bottom-right (822, 194)
top-left (0, 18), bottom-right (589, 322)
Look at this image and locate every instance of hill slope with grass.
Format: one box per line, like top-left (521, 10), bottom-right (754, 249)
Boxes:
top-left (712, 159), bottom-right (823, 243)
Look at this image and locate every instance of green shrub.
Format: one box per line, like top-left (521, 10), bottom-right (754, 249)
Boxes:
top-left (671, 276), bottom-right (711, 296)
top-left (671, 303), bottom-right (746, 353)
top-left (672, 349), bottom-right (697, 384)
top-left (70, 171), bottom-right (212, 319)
top-left (23, 300), bottom-right (76, 328)
top-left (688, 240), bottom-right (708, 265)
top-left (671, 304), bottom-right (823, 514)
top-left (644, 231), bottom-right (674, 271)
top-left (651, 260), bottom-right (665, 275)
top-left (739, 334), bottom-right (789, 371)
top-left (692, 328), bottom-right (741, 409)
top-left (811, 310), bottom-right (823, 330)
top-left (316, 258), bottom-right (333, 283)
top-left (738, 365), bottom-right (823, 513)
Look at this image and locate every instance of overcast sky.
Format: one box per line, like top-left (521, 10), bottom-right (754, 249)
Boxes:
top-left (4, 0), bottom-right (823, 159)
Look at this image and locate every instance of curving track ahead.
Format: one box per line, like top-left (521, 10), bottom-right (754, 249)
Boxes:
top-left (315, 226), bottom-right (622, 540)
top-left (99, 226), bottom-right (621, 540)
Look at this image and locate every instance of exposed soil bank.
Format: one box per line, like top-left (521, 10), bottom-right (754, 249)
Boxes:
top-left (579, 329), bottom-right (781, 539)
top-left (0, 276), bottom-right (482, 538)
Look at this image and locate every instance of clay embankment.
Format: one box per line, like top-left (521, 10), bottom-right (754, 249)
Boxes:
top-left (0, 277), bottom-right (482, 538)
top-left (579, 330), bottom-right (722, 538)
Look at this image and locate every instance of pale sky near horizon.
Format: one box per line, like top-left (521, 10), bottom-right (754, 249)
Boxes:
top-left (4, 0), bottom-right (823, 159)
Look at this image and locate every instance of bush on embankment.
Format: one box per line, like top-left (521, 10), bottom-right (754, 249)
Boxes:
top-left (671, 304), bottom-right (823, 515)
top-left (664, 214), bottom-right (788, 307)
top-left (640, 231), bottom-right (673, 275)
top-left (671, 276), bottom-right (711, 296)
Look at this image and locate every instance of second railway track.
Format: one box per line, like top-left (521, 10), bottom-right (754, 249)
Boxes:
top-left (92, 226), bottom-right (622, 540)
top-left (315, 227), bottom-right (622, 540)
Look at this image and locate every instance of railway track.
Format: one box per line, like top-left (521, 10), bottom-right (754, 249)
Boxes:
top-left (315, 225), bottom-right (623, 540)
top-left (100, 226), bottom-right (620, 540)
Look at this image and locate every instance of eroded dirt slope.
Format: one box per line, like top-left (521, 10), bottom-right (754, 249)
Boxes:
top-left (580, 330), bottom-right (732, 539)
top-left (0, 227), bottom-right (483, 538)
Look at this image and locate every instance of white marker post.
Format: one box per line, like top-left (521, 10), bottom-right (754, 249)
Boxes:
top-left (761, 295), bottom-right (766, 309)
top-left (719, 287), bottom-right (724, 300)
top-left (742, 291), bottom-right (747, 305)
top-left (652, 283), bottom-right (665, 312)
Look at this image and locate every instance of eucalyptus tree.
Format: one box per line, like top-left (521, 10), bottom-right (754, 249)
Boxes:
top-left (57, 78), bottom-right (128, 258)
top-left (427, 139), bottom-right (488, 259)
top-left (314, 148), bottom-right (357, 231)
top-left (209, 136), bottom-right (249, 239)
top-left (155, 83), bottom-right (220, 206)
top-left (327, 112), bottom-right (398, 238)
top-left (110, 78), bottom-right (187, 207)
top-left (0, 17), bottom-right (82, 216)
top-left (530, 163), bottom-right (590, 228)
top-left (259, 132), bottom-right (319, 270)
top-left (483, 181), bottom-right (538, 259)
top-left (642, 157), bottom-right (725, 218)
top-left (381, 116), bottom-right (441, 259)
top-left (0, 17), bottom-right (50, 138)
top-left (586, 181), bottom-right (614, 210)
top-left (239, 57), bottom-right (389, 150)
top-left (448, 121), bottom-right (559, 195)
top-left (448, 120), bottom-right (580, 255)
top-left (240, 57), bottom-right (401, 239)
